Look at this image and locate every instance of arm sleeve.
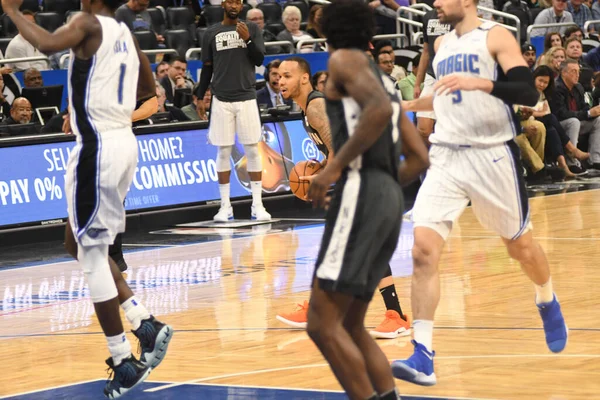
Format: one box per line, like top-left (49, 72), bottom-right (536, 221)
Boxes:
top-left (247, 24), bottom-right (265, 66)
top-left (489, 66), bottom-right (539, 106)
top-left (195, 64), bottom-right (213, 100)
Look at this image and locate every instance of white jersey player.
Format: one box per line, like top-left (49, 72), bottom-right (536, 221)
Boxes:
top-left (2, 0), bottom-right (173, 397)
top-left (390, 0), bottom-right (568, 387)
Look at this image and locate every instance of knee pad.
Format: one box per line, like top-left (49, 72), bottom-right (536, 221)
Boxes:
top-left (216, 145), bottom-right (233, 172)
top-left (243, 144), bottom-right (262, 172)
top-left (78, 244), bottom-right (118, 303)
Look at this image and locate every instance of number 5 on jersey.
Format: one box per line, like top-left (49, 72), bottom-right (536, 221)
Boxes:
top-left (452, 90), bottom-right (462, 104)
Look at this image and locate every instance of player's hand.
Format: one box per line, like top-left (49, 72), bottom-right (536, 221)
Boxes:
top-left (306, 166), bottom-right (340, 208)
top-left (237, 22), bottom-right (250, 42)
top-left (413, 83), bottom-right (422, 99)
top-left (433, 74), bottom-right (487, 96)
top-left (1, 0), bottom-right (22, 13)
top-left (62, 113), bottom-right (72, 135)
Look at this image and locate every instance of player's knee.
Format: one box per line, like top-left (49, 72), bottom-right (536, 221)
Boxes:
top-left (506, 237), bottom-right (536, 264)
top-left (306, 306), bottom-right (335, 346)
top-left (243, 144), bottom-right (261, 172)
top-left (412, 239), bottom-right (440, 272)
top-left (78, 244), bottom-right (118, 303)
top-left (216, 146), bottom-right (233, 172)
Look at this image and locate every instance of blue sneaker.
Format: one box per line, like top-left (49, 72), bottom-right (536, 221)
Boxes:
top-left (133, 316), bottom-right (174, 369)
top-left (103, 355), bottom-right (151, 399)
top-left (391, 340), bottom-right (437, 386)
top-left (537, 294), bottom-right (568, 353)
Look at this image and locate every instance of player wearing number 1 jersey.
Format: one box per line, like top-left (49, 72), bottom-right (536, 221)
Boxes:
top-left (3, 0), bottom-right (173, 397)
top-left (391, 0), bottom-right (567, 387)
top-left (276, 56), bottom-right (412, 340)
top-left (302, 1), bottom-right (429, 399)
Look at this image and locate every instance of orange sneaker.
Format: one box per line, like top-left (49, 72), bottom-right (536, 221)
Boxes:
top-left (370, 310), bottom-right (411, 339)
top-left (276, 300), bottom-right (309, 328)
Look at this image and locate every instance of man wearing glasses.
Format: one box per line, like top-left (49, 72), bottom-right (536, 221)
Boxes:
top-left (246, 8), bottom-right (282, 54)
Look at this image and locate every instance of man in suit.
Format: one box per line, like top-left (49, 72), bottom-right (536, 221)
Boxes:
top-left (159, 56), bottom-right (193, 104)
top-left (256, 59), bottom-right (293, 108)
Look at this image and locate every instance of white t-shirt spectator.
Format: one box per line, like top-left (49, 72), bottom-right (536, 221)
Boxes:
top-left (5, 34), bottom-right (48, 72)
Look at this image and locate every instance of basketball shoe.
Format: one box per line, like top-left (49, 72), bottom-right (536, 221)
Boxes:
top-left (103, 355), bottom-right (151, 399)
top-left (537, 294), bottom-right (568, 353)
top-left (276, 300), bottom-right (309, 328)
top-left (391, 340), bottom-right (437, 386)
top-left (251, 205), bottom-right (271, 221)
top-left (214, 206), bottom-right (234, 222)
top-left (370, 310), bottom-right (411, 339)
top-left (133, 316), bottom-right (174, 369)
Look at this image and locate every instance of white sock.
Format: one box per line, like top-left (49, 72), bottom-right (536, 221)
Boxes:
top-left (121, 296), bottom-right (150, 331)
top-left (219, 183), bottom-right (231, 208)
top-left (251, 181), bottom-right (262, 207)
top-left (535, 277), bottom-right (554, 304)
top-left (106, 332), bottom-right (132, 366)
top-left (413, 320), bottom-right (434, 352)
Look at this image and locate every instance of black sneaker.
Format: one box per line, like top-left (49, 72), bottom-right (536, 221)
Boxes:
top-left (133, 316), bottom-right (174, 369)
top-left (103, 355), bottom-right (151, 399)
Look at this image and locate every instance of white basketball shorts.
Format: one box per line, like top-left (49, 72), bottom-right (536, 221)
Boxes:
top-left (413, 141), bottom-right (532, 240)
top-left (416, 74), bottom-right (436, 120)
top-left (208, 96), bottom-right (262, 146)
top-left (65, 129), bottom-right (138, 246)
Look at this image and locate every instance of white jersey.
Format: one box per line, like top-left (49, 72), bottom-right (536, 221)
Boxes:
top-left (431, 21), bottom-right (517, 147)
top-left (68, 15), bottom-right (139, 139)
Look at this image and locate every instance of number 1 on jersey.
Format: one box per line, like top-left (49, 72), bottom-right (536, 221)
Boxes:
top-left (118, 63), bottom-right (126, 105)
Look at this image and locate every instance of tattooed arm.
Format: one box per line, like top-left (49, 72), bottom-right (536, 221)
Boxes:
top-left (306, 97), bottom-right (334, 165)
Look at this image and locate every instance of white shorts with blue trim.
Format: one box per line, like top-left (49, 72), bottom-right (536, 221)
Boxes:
top-left (413, 141), bottom-right (532, 241)
top-left (208, 96), bottom-right (262, 146)
top-left (65, 129), bottom-right (138, 246)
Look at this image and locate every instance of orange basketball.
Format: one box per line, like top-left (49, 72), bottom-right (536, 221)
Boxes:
top-left (289, 160), bottom-right (323, 200)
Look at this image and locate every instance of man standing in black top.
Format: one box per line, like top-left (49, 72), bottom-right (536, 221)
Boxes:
top-left (413, 9), bottom-right (451, 142)
top-left (195, 0), bottom-right (271, 223)
top-left (304, 1), bottom-right (430, 399)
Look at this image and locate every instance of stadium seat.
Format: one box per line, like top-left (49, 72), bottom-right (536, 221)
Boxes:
top-left (20, 0), bottom-right (39, 12)
top-left (265, 23), bottom-right (285, 36)
top-left (149, 0), bottom-right (172, 9)
top-left (394, 45), bottom-right (422, 71)
top-left (203, 5), bottom-right (224, 26)
top-left (257, 3), bottom-right (281, 25)
top-left (196, 27), bottom-right (206, 47)
top-left (239, 3), bottom-right (251, 20)
top-left (35, 12), bottom-right (64, 33)
top-left (43, 0), bottom-right (77, 16)
top-left (167, 6), bottom-right (194, 30)
top-left (134, 30), bottom-right (159, 50)
top-left (2, 14), bottom-right (18, 38)
top-left (147, 7), bottom-right (166, 35)
top-left (284, 1), bottom-right (308, 22)
top-left (164, 29), bottom-right (193, 58)
top-left (582, 38), bottom-right (600, 54)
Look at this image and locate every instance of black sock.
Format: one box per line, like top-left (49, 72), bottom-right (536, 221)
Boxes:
top-left (379, 388), bottom-right (400, 400)
top-left (379, 284), bottom-right (405, 320)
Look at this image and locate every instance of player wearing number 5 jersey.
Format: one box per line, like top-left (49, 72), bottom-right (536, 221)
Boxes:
top-left (302, 1), bottom-right (429, 399)
top-left (2, 0), bottom-right (174, 397)
top-left (392, 0), bottom-right (567, 387)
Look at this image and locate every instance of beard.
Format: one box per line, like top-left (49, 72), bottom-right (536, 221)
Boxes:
top-left (226, 10), bottom-right (238, 19)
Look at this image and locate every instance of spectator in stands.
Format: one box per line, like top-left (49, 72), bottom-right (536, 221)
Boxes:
top-left (532, 0), bottom-right (574, 36)
top-left (4, 11), bottom-right (49, 72)
top-left (23, 68), bottom-right (43, 88)
top-left (277, 6), bottom-right (313, 53)
top-left (311, 71), bottom-right (328, 92)
top-left (592, 72), bottom-right (600, 105)
top-left (182, 87), bottom-right (211, 121)
top-left (257, 59), bottom-right (293, 108)
top-left (551, 59), bottom-right (600, 169)
top-left (115, 0), bottom-right (165, 45)
top-left (565, 37), bottom-right (594, 90)
top-left (515, 106), bottom-right (552, 182)
top-left (0, 76), bottom-right (11, 121)
top-left (368, 0), bottom-right (407, 34)
top-left (544, 31), bottom-right (564, 53)
top-left (1, 97), bottom-right (32, 125)
top-left (155, 84), bottom-right (189, 122)
top-left (374, 40), bottom-right (406, 81)
top-left (396, 53), bottom-right (421, 100)
top-left (567, 0), bottom-right (592, 30)
top-left (564, 25), bottom-right (585, 40)
top-left (592, 0), bottom-right (600, 28)
top-left (155, 61), bottom-right (169, 81)
top-left (542, 46), bottom-right (566, 76)
top-left (377, 51), bottom-right (396, 82)
top-left (246, 9), bottom-right (281, 55)
top-left (523, 43), bottom-right (538, 70)
top-left (160, 56), bottom-right (193, 104)
top-left (306, 5), bottom-right (326, 51)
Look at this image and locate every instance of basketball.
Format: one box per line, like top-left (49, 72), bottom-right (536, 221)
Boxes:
top-left (289, 160), bottom-right (323, 200)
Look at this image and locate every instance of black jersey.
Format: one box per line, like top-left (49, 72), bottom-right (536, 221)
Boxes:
top-left (325, 60), bottom-right (402, 182)
top-left (301, 90), bottom-right (329, 158)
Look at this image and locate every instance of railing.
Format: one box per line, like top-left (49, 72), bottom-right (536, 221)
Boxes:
top-left (296, 38), bottom-right (327, 52)
top-left (373, 33), bottom-right (409, 49)
top-left (412, 31), bottom-right (423, 45)
top-left (265, 41), bottom-right (295, 54)
top-left (527, 22), bottom-right (579, 42)
top-left (583, 19), bottom-right (600, 32)
top-left (185, 47), bottom-right (202, 60)
top-left (397, 6), bottom-right (426, 41)
top-left (142, 49), bottom-right (179, 56)
top-left (307, 0), bottom-right (330, 4)
top-left (477, 6), bottom-right (520, 40)
top-left (409, 3), bottom-right (432, 11)
top-left (0, 56), bottom-right (51, 68)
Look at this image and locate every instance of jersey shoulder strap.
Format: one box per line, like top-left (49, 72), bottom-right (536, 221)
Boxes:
top-left (307, 90), bottom-right (325, 108)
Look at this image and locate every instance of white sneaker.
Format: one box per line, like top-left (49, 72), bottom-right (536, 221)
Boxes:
top-left (214, 206), bottom-right (234, 222)
top-left (251, 205), bottom-right (271, 221)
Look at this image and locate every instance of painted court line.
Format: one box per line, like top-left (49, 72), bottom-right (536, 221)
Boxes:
top-left (0, 378), bottom-right (103, 399)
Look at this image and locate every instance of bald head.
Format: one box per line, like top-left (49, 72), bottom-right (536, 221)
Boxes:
top-left (11, 97), bottom-right (32, 124)
top-left (246, 8), bottom-right (265, 30)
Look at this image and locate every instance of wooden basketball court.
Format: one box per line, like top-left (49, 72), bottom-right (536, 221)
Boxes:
top-left (0, 189), bottom-right (599, 399)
